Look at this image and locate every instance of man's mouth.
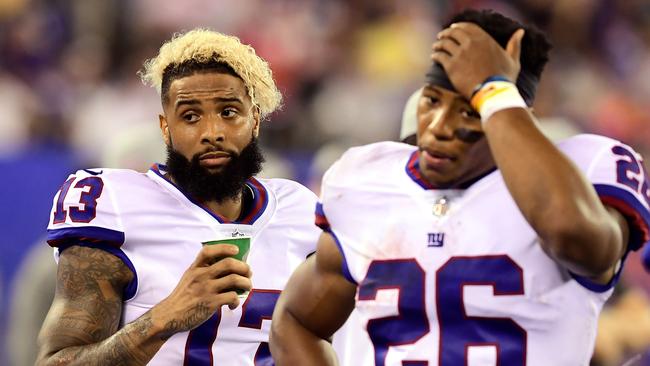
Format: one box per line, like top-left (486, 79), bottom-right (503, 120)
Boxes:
top-left (199, 151), bottom-right (232, 168)
top-left (420, 148), bottom-right (456, 170)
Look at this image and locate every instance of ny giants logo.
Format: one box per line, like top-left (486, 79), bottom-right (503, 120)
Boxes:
top-left (427, 232), bottom-right (445, 247)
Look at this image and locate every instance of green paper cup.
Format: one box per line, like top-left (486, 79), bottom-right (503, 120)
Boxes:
top-left (203, 237), bottom-right (251, 297)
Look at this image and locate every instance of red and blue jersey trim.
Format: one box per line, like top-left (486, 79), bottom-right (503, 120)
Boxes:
top-left (570, 183), bottom-right (650, 290)
top-left (149, 164), bottom-right (269, 225)
top-left (315, 202), bottom-right (357, 285)
top-left (405, 150), bottom-right (496, 190)
top-left (405, 151), bottom-right (435, 190)
top-left (315, 201), bottom-right (330, 231)
top-left (47, 227), bottom-right (136, 300)
top-left (570, 250), bottom-right (630, 293)
top-left (594, 184), bottom-right (650, 251)
top-left (239, 177), bottom-right (268, 224)
top-left (47, 226), bottom-right (125, 248)
top-left (57, 241), bottom-right (138, 300)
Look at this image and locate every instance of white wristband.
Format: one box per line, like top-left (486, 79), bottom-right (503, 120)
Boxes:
top-left (471, 81), bottom-right (527, 124)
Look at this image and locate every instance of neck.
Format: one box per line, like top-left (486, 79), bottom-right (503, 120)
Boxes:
top-left (429, 165), bottom-right (497, 190)
top-left (165, 172), bottom-right (246, 221)
top-left (203, 192), bottom-right (244, 221)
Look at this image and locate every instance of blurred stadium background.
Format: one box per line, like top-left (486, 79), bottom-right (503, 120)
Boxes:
top-left (1, 0), bottom-right (649, 365)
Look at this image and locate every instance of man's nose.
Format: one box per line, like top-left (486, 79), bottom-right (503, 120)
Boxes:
top-left (426, 108), bottom-right (455, 141)
top-left (201, 115), bottom-right (226, 143)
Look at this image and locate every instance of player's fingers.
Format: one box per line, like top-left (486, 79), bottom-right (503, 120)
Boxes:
top-left (226, 295), bottom-right (240, 310)
top-left (207, 257), bottom-right (251, 278)
top-left (210, 273), bottom-right (252, 294)
top-left (431, 51), bottom-right (451, 70)
top-left (432, 38), bottom-right (460, 58)
top-left (436, 26), bottom-right (470, 46)
top-left (450, 22), bottom-right (485, 37)
top-left (212, 291), bottom-right (240, 310)
top-left (192, 244), bottom-right (239, 267)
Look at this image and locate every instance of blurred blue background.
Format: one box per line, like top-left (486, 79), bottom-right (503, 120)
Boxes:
top-left (1, 0), bottom-right (649, 365)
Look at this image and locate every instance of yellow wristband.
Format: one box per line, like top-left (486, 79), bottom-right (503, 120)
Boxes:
top-left (470, 81), bottom-right (527, 123)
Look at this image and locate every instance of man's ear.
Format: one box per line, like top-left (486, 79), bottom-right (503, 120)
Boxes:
top-left (159, 114), bottom-right (171, 146)
top-left (251, 107), bottom-right (261, 139)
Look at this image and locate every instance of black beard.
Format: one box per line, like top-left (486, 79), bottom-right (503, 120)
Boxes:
top-left (165, 138), bottom-right (264, 203)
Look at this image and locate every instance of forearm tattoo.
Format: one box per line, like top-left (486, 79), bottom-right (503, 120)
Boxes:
top-left (162, 302), bottom-right (211, 339)
top-left (39, 246), bottom-right (163, 365)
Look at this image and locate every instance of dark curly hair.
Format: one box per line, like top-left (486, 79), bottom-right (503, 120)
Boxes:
top-left (445, 9), bottom-right (552, 81)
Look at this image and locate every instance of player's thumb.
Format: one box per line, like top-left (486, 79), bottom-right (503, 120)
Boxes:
top-left (506, 28), bottom-right (525, 64)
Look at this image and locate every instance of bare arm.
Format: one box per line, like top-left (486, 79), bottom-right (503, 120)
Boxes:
top-left (270, 232), bottom-right (357, 366)
top-left (37, 244), bottom-right (251, 365)
top-left (432, 23), bottom-right (628, 280)
top-left (483, 109), bottom-right (628, 281)
top-left (36, 245), bottom-right (158, 365)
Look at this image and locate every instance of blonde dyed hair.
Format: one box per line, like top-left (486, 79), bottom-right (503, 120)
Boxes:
top-left (140, 28), bottom-right (282, 119)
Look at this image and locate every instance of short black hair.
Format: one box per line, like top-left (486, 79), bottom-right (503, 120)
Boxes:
top-left (160, 59), bottom-right (241, 105)
top-left (445, 9), bottom-right (552, 81)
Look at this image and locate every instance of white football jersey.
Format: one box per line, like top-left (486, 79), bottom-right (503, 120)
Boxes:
top-left (47, 164), bottom-right (320, 365)
top-left (317, 135), bottom-right (650, 366)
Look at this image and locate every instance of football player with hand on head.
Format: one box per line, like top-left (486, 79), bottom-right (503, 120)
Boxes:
top-left (37, 29), bottom-right (321, 365)
top-left (270, 9), bottom-right (650, 366)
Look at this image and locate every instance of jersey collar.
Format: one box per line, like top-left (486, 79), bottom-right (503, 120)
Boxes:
top-left (405, 151), bottom-right (496, 190)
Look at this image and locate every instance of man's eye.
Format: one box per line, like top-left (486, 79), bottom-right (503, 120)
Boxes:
top-left (183, 113), bottom-right (200, 123)
top-left (461, 109), bottom-right (480, 119)
top-left (427, 96), bottom-right (440, 105)
top-left (221, 108), bottom-right (238, 118)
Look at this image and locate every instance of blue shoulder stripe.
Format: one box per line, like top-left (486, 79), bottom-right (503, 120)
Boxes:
top-left (47, 226), bottom-right (125, 247)
top-left (315, 203), bottom-right (357, 285)
top-left (570, 250), bottom-right (629, 293)
top-left (594, 184), bottom-right (650, 251)
top-left (572, 184), bottom-right (650, 292)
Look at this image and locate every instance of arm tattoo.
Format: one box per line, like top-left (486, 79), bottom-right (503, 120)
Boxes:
top-left (52, 246), bottom-right (129, 341)
top-left (38, 246), bottom-right (166, 366)
top-left (162, 302), bottom-right (211, 339)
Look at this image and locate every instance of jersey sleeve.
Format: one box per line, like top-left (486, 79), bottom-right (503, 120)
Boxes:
top-left (317, 143), bottom-right (416, 284)
top-left (563, 135), bottom-right (650, 252)
top-left (47, 169), bottom-right (140, 300)
top-left (46, 169), bottom-right (125, 251)
top-left (316, 144), bottom-right (395, 285)
top-left (316, 157), bottom-right (358, 284)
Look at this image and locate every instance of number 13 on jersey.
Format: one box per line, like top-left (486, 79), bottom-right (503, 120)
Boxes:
top-left (52, 175), bottom-right (104, 224)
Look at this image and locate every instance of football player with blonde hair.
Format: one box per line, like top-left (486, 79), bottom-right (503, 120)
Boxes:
top-left (37, 28), bottom-right (320, 365)
top-left (140, 28), bottom-right (282, 119)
